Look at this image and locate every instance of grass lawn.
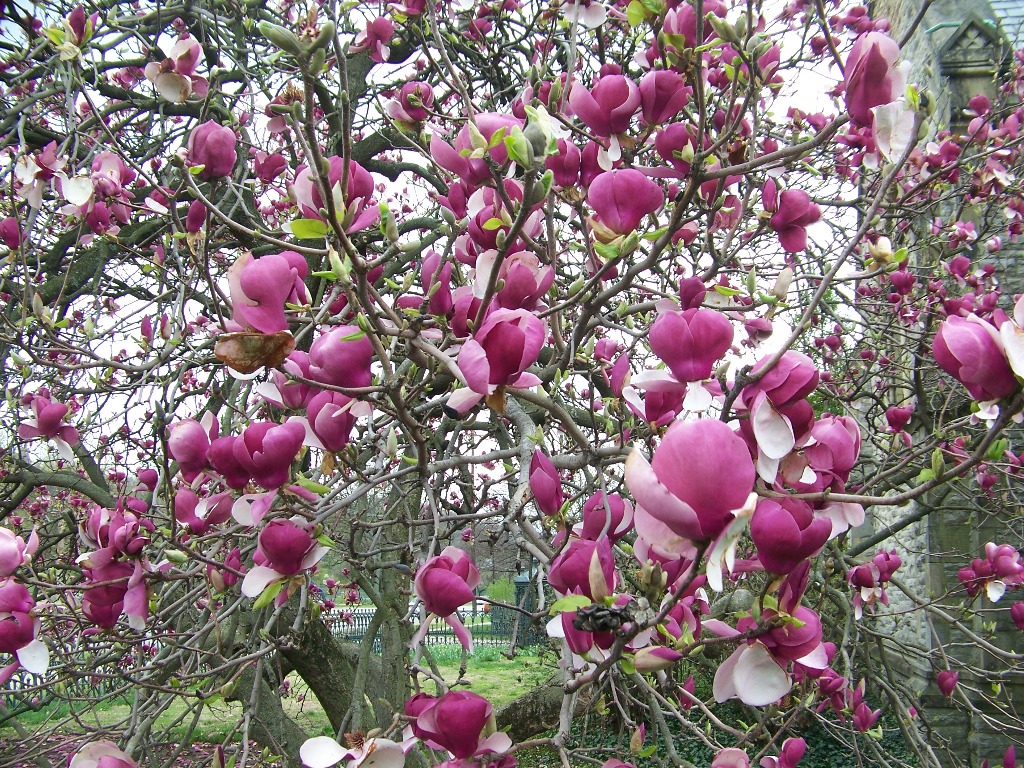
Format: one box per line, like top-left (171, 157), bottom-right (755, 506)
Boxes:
top-left (0, 644), bottom-right (556, 764)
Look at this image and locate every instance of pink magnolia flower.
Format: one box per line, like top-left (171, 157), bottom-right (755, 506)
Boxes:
top-left (186, 121), bottom-right (237, 180)
top-left (414, 547), bottom-right (480, 617)
top-left (633, 645), bottom-right (683, 673)
top-left (255, 351), bottom-right (319, 410)
top-left (762, 180), bottom-right (821, 253)
top-left (588, 169), bottom-right (664, 237)
top-left (530, 450), bottom-right (563, 516)
top-left (173, 488), bottom-right (232, 536)
top-left (185, 199), bottom-right (206, 233)
top-left (712, 749), bottom-right (750, 768)
top-left (242, 518), bottom-right (329, 599)
top-left (853, 700), bottom-right (881, 732)
top-left (649, 308), bottom-right (733, 382)
top-left (430, 113), bottom-right (524, 187)
top-left (576, 491), bottom-right (634, 543)
top-left (546, 609), bottom-right (616, 662)
top-left (68, 741), bottom-right (137, 768)
top-left (933, 315), bottom-right (1017, 402)
top-left (0, 579), bottom-right (48, 681)
top-left (546, 139), bottom-right (582, 188)
top-left (639, 70), bottom-right (691, 125)
top-left (885, 404), bottom-right (913, 433)
top-left (849, 549), bottom-right (901, 618)
top-left (307, 326), bottom-right (375, 390)
top-left (569, 75), bottom-right (640, 137)
top-left (144, 35), bottom-right (208, 103)
top-left (547, 536), bottom-right (616, 600)
top-left (207, 546), bottom-right (244, 593)
top-left (226, 251), bottom-right (310, 334)
top-left (479, 250), bottom-right (554, 312)
top-left (759, 737), bottom-right (806, 768)
top-left (305, 391), bottom-right (363, 452)
top-left (81, 560), bottom-right (148, 630)
top-left (0, 528), bottom-right (38, 578)
top-left (750, 498), bottom-right (831, 574)
top-left (844, 31), bottom-right (905, 126)
top-left (937, 669), bottom-right (959, 697)
top-left (252, 151), bottom-right (288, 184)
top-left (300, 737), bottom-right (410, 768)
top-left (350, 17), bottom-right (394, 63)
top-left (18, 389), bottom-right (79, 461)
top-left (64, 6), bottom-right (97, 48)
top-left (450, 308), bottom-right (546, 413)
top-left (80, 504), bottom-right (152, 559)
top-left (958, 542), bottom-right (1024, 601)
top-left (290, 156), bottom-right (378, 232)
top-left (626, 419), bottom-right (755, 543)
top-left (413, 547), bottom-right (480, 649)
top-left (0, 217), bottom-right (22, 249)
top-left (1011, 602), bottom-right (1024, 630)
top-left (740, 352), bottom-right (820, 480)
top-left (167, 416), bottom-right (217, 483)
top-left (406, 691), bottom-right (511, 760)
top-left (387, 81), bottom-right (434, 124)
top-left (233, 421), bottom-right (306, 490)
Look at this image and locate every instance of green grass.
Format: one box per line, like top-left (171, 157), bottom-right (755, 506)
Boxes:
top-left (0, 645), bottom-right (554, 743)
top-left (426, 645), bottom-right (556, 707)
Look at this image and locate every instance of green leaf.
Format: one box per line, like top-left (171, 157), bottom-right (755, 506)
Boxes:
top-left (44, 27), bottom-right (65, 45)
top-left (549, 594), bottom-right (592, 615)
top-left (626, 1), bottom-right (646, 26)
top-left (713, 285), bottom-right (743, 297)
top-left (189, 165), bottom-right (206, 175)
top-left (295, 474), bottom-right (331, 495)
top-left (316, 533), bottom-right (336, 548)
top-left (290, 218), bottom-right (329, 239)
top-left (915, 468), bottom-right (936, 484)
top-left (594, 241), bottom-right (619, 261)
top-left (893, 247), bottom-right (909, 263)
top-left (987, 438), bottom-right (1010, 462)
top-left (253, 580), bottom-right (284, 609)
top-left (487, 126), bottom-right (508, 149)
top-left (931, 447), bottom-right (944, 478)
top-left (638, 746), bottom-right (657, 758)
top-left (482, 217), bottom-right (506, 231)
top-left (620, 656), bottom-right (636, 675)
top-left (340, 329), bottom-right (366, 342)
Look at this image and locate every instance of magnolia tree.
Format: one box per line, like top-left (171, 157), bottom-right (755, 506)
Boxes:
top-left (4, 0), bottom-right (1024, 766)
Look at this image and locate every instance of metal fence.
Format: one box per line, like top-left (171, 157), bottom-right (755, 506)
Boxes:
top-left (326, 603), bottom-right (544, 652)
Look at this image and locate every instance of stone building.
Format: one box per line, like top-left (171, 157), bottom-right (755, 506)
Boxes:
top-left (863, 0), bottom-right (1024, 762)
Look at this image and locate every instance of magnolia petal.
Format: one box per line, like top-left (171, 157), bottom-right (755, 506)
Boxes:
top-left (683, 383), bottom-right (713, 411)
top-left (712, 645), bottom-right (743, 702)
top-left (446, 387), bottom-right (484, 415)
top-left (62, 176), bottom-right (94, 206)
top-left (477, 732), bottom-right (513, 755)
top-left (53, 437), bottom-right (76, 463)
top-left (733, 642), bottom-right (792, 706)
top-left (751, 395), bottom-right (795, 460)
top-left (16, 639), bottom-right (49, 675)
top-left (988, 579), bottom-right (1007, 602)
top-left (510, 372), bottom-right (542, 389)
top-left (1000, 322), bottom-right (1024, 378)
top-left (354, 740), bottom-right (407, 768)
top-left (241, 565), bottom-right (282, 598)
top-left (872, 101), bottom-right (916, 162)
top-left (446, 614), bottom-right (474, 651)
top-left (154, 71), bottom-right (192, 103)
top-left (795, 642), bottom-right (829, 672)
top-left (624, 448), bottom-right (703, 541)
top-left (300, 736), bottom-right (348, 768)
top-left (756, 452), bottom-right (780, 485)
